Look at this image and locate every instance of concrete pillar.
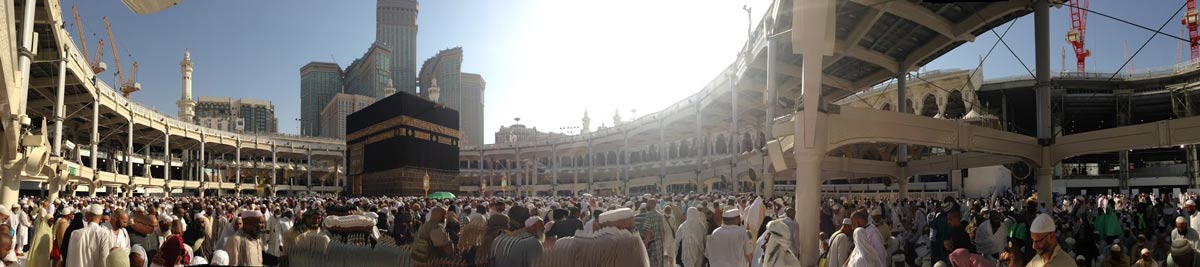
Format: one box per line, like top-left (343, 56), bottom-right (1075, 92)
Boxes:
top-left (164, 128), bottom-right (170, 182)
top-left (1034, 0), bottom-right (1054, 205)
top-left (198, 135), bottom-right (205, 197)
top-left (794, 0), bottom-right (834, 264)
top-left (126, 112), bottom-right (133, 185)
top-left (47, 176), bottom-right (61, 203)
top-left (515, 147), bottom-right (522, 196)
top-left (16, 0), bottom-right (36, 113)
top-left (88, 182), bottom-right (97, 197)
top-left (1119, 150), bottom-right (1130, 191)
top-left (897, 169), bottom-right (910, 200)
top-left (696, 102), bottom-right (704, 191)
top-left (659, 118), bottom-right (667, 193)
top-left (551, 145), bottom-right (558, 195)
top-left (235, 139), bottom-right (241, 196)
top-left (622, 133), bottom-right (630, 196)
top-left (587, 139), bottom-right (594, 194)
top-left (306, 148), bottom-right (313, 191)
top-left (53, 60), bottom-right (66, 155)
top-left (763, 31), bottom-right (777, 198)
top-left (270, 142), bottom-right (277, 196)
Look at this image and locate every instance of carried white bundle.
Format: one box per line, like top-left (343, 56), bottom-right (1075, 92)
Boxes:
top-left (323, 214), bottom-right (375, 229)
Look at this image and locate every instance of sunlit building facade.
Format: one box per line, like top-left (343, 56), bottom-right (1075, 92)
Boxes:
top-left (377, 0), bottom-right (419, 95)
top-left (300, 62), bottom-right (344, 136)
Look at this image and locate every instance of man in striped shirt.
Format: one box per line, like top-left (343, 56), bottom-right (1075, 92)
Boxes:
top-left (492, 216), bottom-right (545, 267)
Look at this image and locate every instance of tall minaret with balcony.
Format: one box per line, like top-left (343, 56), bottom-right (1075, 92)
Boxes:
top-left (177, 50), bottom-right (196, 122)
top-left (613, 109), bottom-right (622, 126)
top-left (581, 108), bottom-right (591, 134)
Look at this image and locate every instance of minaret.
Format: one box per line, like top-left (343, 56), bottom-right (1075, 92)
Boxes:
top-left (613, 109), bottom-right (622, 126)
top-left (581, 108), bottom-right (591, 134)
top-left (428, 78), bottom-right (441, 103)
top-left (383, 78), bottom-right (396, 97)
top-left (176, 50), bottom-right (196, 122)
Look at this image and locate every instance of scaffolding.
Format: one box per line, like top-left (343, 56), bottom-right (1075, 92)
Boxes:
top-left (1170, 84), bottom-right (1200, 187)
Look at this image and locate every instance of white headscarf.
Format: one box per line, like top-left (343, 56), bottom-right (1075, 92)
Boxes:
top-left (676, 207), bottom-right (708, 267)
top-left (762, 220), bottom-right (800, 267)
top-left (131, 244), bottom-right (148, 267)
top-left (845, 227), bottom-right (886, 267)
top-left (210, 250), bottom-right (230, 265)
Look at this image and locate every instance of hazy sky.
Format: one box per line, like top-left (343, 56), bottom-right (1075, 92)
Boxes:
top-left (66, 0), bottom-right (1187, 144)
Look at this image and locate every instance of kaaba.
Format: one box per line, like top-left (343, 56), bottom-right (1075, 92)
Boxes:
top-left (345, 91), bottom-right (460, 196)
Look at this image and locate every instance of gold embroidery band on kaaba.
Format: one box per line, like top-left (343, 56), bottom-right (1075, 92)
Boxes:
top-left (346, 115), bottom-right (462, 141)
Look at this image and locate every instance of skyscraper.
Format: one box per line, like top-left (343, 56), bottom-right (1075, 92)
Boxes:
top-left (320, 93), bottom-right (376, 139)
top-left (377, 0), bottom-right (418, 95)
top-left (300, 62), bottom-right (343, 136)
top-left (343, 44), bottom-right (392, 99)
top-left (419, 47), bottom-right (462, 108)
top-left (459, 73), bottom-right (485, 145)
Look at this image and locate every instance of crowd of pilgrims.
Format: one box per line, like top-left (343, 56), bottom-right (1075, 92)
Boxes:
top-left (2, 189), bottom-right (1200, 266)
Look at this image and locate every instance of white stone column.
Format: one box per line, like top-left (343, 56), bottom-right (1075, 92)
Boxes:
top-left (235, 138), bottom-right (241, 196)
top-left (794, 1), bottom-right (834, 265)
top-left (198, 134), bottom-right (206, 197)
top-left (270, 142), bottom-right (277, 196)
top-left (306, 147), bottom-right (313, 191)
top-left (164, 127), bottom-right (170, 182)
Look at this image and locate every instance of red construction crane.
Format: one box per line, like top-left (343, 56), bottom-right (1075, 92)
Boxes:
top-left (1065, 0), bottom-right (1090, 73)
top-left (1184, 0), bottom-right (1199, 63)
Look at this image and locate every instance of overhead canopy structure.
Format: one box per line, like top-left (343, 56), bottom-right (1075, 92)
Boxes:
top-left (121, 0), bottom-right (182, 15)
top-left (762, 0), bottom-right (1031, 103)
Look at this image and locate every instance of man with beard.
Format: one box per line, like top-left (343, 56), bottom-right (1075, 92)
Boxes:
top-left (974, 209), bottom-right (1007, 261)
top-left (283, 209), bottom-right (322, 264)
top-left (825, 218), bottom-right (853, 267)
top-left (1174, 216), bottom-right (1200, 249)
top-left (1026, 213), bottom-right (1074, 266)
top-left (845, 210), bottom-right (886, 267)
top-left (224, 210), bottom-right (265, 266)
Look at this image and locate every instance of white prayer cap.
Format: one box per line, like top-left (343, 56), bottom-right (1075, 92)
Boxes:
top-left (1030, 213), bottom-right (1056, 233)
top-left (525, 216), bottom-right (542, 228)
top-left (870, 209), bottom-right (882, 216)
top-left (723, 209), bottom-right (741, 218)
top-left (240, 210), bottom-right (263, 218)
top-left (1142, 248), bottom-right (1151, 256)
top-left (841, 218), bottom-right (851, 225)
top-left (0, 208), bottom-right (11, 216)
top-left (932, 261), bottom-right (947, 267)
top-left (1076, 255), bottom-right (1085, 261)
top-left (364, 212), bottom-right (378, 220)
top-left (1111, 244), bottom-right (1121, 252)
top-left (210, 250), bottom-right (230, 265)
top-left (1179, 216), bottom-right (1188, 224)
top-left (191, 256), bottom-right (209, 265)
top-left (832, 204), bottom-right (842, 210)
top-left (87, 204), bottom-right (104, 215)
top-left (9, 203), bottom-right (16, 209)
top-left (1189, 199), bottom-right (1196, 206)
top-left (59, 207), bottom-right (74, 216)
top-left (599, 208), bottom-right (634, 223)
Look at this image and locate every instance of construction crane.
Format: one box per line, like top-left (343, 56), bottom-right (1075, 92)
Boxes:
top-left (103, 16), bottom-right (140, 98)
top-left (71, 5), bottom-right (106, 74)
top-left (1065, 0), bottom-right (1090, 73)
top-left (1184, 0), bottom-right (1199, 63)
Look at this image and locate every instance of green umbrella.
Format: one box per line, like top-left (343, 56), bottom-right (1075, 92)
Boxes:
top-left (428, 191), bottom-right (456, 199)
